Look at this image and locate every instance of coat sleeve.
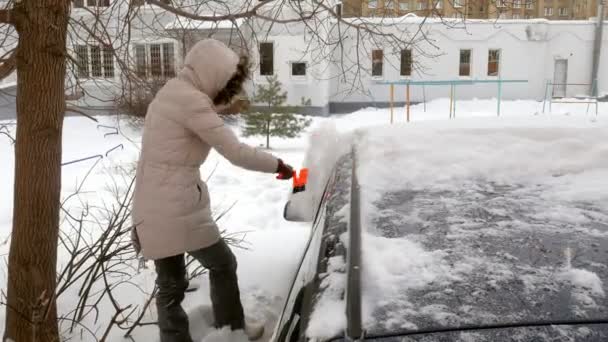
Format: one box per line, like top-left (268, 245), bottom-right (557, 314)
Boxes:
top-left (184, 98), bottom-right (279, 173)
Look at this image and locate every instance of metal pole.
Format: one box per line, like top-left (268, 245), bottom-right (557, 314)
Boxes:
top-left (453, 85), bottom-right (457, 119)
top-left (390, 84), bottom-right (394, 124)
top-left (542, 80), bottom-right (549, 113)
top-left (590, 0), bottom-right (605, 97)
top-left (449, 85), bottom-right (453, 119)
top-left (497, 80), bottom-right (502, 117)
top-left (423, 85), bottom-right (427, 112)
top-left (406, 83), bottom-right (410, 122)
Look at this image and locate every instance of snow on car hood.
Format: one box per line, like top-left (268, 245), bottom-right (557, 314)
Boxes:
top-left (354, 119), bottom-right (608, 338)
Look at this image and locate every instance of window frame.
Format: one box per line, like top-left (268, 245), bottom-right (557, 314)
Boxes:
top-left (487, 49), bottom-right (501, 77)
top-left (259, 42), bottom-right (274, 76)
top-left (371, 49), bottom-right (384, 79)
top-left (417, 1), bottom-right (427, 10)
top-left (544, 6), bottom-right (553, 16)
top-left (513, 0), bottom-right (521, 8)
top-left (368, 0), bottom-right (378, 9)
top-left (525, 0), bottom-right (533, 9)
top-left (558, 7), bottom-right (568, 16)
top-left (434, 0), bottom-right (443, 9)
top-left (73, 43), bottom-right (115, 80)
top-left (454, 0), bottom-right (463, 8)
top-left (386, 0), bottom-right (396, 9)
top-left (132, 41), bottom-right (177, 80)
top-left (459, 49), bottom-right (472, 77)
top-left (400, 49), bottom-right (413, 78)
top-left (74, 0), bottom-right (110, 9)
top-left (399, 1), bottom-right (409, 10)
top-left (290, 61), bottom-right (307, 79)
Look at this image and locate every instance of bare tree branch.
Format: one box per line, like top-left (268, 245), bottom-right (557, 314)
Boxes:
top-left (0, 50), bottom-right (16, 81)
top-left (0, 9), bottom-right (13, 25)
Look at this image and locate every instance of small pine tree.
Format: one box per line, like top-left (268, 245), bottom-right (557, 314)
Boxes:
top-left (243, 75), bottom-right (312, 149)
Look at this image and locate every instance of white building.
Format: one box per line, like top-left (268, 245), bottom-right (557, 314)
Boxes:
top-left (247, 16), bottom-right (607, 114)
top-left (2, 1), bottom-right (605, 115)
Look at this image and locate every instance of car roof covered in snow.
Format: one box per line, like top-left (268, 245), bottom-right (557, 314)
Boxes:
top-left (307, 120), bottom-right (608, 341)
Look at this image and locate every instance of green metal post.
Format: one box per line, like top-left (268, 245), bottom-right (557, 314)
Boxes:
top-left (453, 84), bottom-right (457, 118)
top-left (423, 85), bottom-right (427, 112)
top-left (497, 80), bottom-right (502, 117)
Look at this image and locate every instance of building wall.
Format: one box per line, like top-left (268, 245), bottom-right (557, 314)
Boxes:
top-left (300, 19), bottom-right (606, 109)
top-left (21, 0), bottom-right (605, 114)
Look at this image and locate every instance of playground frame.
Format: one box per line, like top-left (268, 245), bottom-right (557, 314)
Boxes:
top-left (381, 79), bottom-right (529, 123)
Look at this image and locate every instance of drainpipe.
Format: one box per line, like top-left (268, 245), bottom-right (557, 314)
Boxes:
top-left (591, 0), bottom-right (605, 97)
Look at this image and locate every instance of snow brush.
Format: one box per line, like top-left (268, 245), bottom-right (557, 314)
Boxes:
top-left (292, 168), bottom-right (308, 194)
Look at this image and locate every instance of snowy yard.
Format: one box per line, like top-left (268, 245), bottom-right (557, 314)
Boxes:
top-left (0, 98), bottom-right (607, 341)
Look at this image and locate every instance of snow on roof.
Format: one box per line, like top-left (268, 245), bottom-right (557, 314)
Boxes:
top-left (354, 120), bottom-right (608, 335)
top-left (164, 17), bottom-right (245, 30)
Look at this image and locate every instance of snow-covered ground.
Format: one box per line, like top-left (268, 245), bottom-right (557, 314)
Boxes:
top-left (0, 98), bottom-right (606, 341)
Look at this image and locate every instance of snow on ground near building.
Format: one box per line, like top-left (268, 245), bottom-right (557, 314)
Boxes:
top-left (0, 98), bottom-right (607, 340)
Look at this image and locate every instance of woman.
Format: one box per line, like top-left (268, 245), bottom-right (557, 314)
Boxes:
top-left (132, 39), bottom-right (294, 342)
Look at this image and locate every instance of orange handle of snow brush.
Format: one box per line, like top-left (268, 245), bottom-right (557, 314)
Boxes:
top-left (292, 168), bottom-right (308, 193)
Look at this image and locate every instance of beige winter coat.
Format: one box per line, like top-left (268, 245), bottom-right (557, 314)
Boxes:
top-left (132, 39), bottom-right (279, 260)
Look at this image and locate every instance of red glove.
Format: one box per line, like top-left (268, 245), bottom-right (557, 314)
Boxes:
top-left (276, 159), bottom-right (294, 180)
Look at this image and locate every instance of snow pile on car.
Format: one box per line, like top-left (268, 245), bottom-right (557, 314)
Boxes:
top-left (353, 118), bottom-right (608, 334)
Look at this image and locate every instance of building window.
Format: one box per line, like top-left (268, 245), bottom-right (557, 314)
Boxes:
top-left (487, 49), bottom-right (500, 76)
top-left (498, 12), bottom-right (508, 18)
top-left (544, 7), bottom-right (553, 16)
top-left (133, 42), bottom-right (175, 79)
top-left (512, 13), bottom-right (521, 19)
top-left (459, 49), bottom-right (471, 77)
top-left (368, 0), bottom-right (378, 9)
top-left (454, 0), bottom-right (463, 8)
top-left (372, 49), bottom-right (383, 77)
top-left (134, 45), bottom-right (146, 78)
top-left (386, 0), bottom-right (395, 9)
top-left (399, 1), bottom-right (409, 10)
top-left (291, 62), bottom-right (306, 77)
top-left (513, 0), bottom-right (521, 8)
top-left (558, 7), bottom-right (568, 16)
top-left (400, 49), bottom-right (412, 77)
top-left (496, 0), bottom-right (506, 7)
top-left (417, 1), bottom-right (426, 10)
top-left (74, 44), bottom-right (114, 79)
top-left (434, 0), bottom-right (442, 9)
top-left (75, 0), bottom-right (110, 7)
top-left (525, 0), bottom-right (533, 9)
top-left (131, 0), bottom-right (171, 6)
top-left (259, 42), bottom-right (274, 76)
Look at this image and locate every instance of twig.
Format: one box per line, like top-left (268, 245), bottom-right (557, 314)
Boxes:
top-left (66, 106), bottom-right (99, 123)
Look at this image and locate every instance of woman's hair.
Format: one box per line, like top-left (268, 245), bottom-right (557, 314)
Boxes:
top-left (213, 54), bottom-right (250, 106)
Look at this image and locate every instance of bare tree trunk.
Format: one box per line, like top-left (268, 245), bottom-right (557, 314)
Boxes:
top-left (4, 1), bottom-right (69, 341)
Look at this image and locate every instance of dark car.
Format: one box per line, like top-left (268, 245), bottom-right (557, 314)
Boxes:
top-left (274, 149), bottom-right (608, 342)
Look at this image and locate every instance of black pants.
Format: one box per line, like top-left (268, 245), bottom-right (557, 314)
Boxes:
top-left (154, 239), bottom-right (245, 342)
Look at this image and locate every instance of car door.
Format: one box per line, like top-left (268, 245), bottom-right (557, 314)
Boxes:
top-left (272, 170), bottom-right (337, 342)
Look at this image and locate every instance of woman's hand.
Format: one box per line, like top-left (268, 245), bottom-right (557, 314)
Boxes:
top-left (276, 159), bottom-right (294, 180)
